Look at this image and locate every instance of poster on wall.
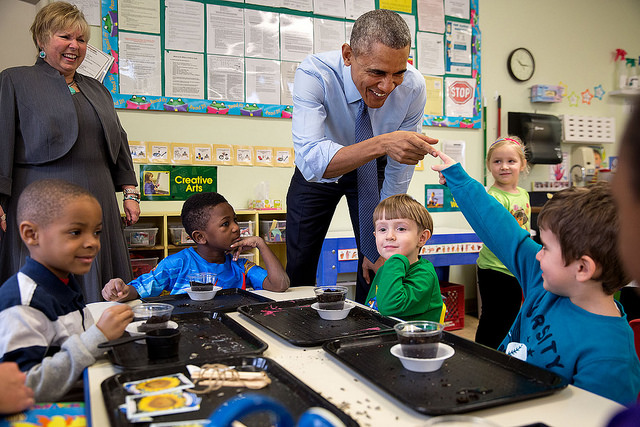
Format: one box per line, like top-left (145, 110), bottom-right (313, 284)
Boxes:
top-left (425, 184), bottom-right (460, 212)
top-left (140, 165), bottom-right (217, 201)
top-left (101, 0), bottom-right (480, 128)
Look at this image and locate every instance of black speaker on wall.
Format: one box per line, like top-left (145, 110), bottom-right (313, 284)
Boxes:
top-left (508, 112), bottom-right (562, 164)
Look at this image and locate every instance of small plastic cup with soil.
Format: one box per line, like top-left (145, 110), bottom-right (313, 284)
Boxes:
top-left (188, 272), bottom-right (217, 291)
top-left (394, 320), bottom-right (444, 359)
top-left (133, 303), bottom-right (174, 332)
top-left (314, 286), bottom-right (348, 310)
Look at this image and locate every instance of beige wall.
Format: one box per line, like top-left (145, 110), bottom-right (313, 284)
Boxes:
top-left (3, 0), bottom-right (640, 292)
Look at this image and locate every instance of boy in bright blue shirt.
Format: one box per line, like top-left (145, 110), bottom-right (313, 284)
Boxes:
top-left (432, 151), bottom-right (640, 405)
top-left (103, 192), bottom-right (289, 301)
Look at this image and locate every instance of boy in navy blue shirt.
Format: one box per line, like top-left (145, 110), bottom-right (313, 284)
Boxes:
top-left (0, 179), bottom-right (133, 402)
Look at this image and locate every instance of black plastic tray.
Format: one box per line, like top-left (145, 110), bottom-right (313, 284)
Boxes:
top-left (108, 312), bottom-right (267, 369)
top-left (323, 331), bottom-right (568, 416)
top-left (141, 288), bottom-right (273, 314)
top-left (237, 297), bottom-right (399, 347)
top-left (101, 356), bottom-right (359, 427)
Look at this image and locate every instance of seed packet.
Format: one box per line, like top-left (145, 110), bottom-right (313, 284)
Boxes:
top-left (150, 420), bottom-right (211, 427)
top-left (124, 373), bottom-right (194, 395)
top-left (126, 390), bottom-right (201, 421)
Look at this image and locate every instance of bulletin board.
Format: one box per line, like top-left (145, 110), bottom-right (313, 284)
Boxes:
top-left (100, 0), bottom-right (480, 128)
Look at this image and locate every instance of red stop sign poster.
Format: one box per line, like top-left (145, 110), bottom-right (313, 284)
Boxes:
top-left (445, 77), bottom-right (476, 118)
top-left (449, 81), bottom-right (474, 104)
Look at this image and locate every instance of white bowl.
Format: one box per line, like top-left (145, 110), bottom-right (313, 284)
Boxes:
top-left (186, 285), bottom-right (221, 301)
top-left (423, 415), bottom-right (501, 426)
top-left (390, 343), bottom-right (454, 372)
top-left (311, 301), bottom-right (355, 320)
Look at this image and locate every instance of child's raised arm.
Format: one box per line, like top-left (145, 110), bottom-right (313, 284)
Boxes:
top-left (230, 236), bottom-right (290, 292)
top-left (430, 150), bottom-right (539, 289)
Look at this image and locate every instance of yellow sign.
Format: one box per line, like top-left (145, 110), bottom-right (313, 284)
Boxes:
top-left (379, 0), bottom-right (412, 14)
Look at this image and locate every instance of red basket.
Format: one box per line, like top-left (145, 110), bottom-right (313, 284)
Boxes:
top-left (441, 282), bottom-right (465, 331)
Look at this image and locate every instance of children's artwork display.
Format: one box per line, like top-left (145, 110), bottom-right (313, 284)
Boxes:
top-left (100, 0), bottom-right (481, 128)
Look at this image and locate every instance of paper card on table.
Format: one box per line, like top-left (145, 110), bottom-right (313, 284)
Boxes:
top-left (274, 148), bottom-right (294, 167)
top-left (193, 144), bottom-right (213, 164)
top-left (126, 390), bottom-right (201, 421)
top-left (234, 146), bottom-right (254, 165)
top-left (171, 143), bottom-right (193, 164)
top-left (129, 141), bottom-right (149, 163)
top-left (213, 144), bottom-right (233, 165)
top-left (148, 142), bottom-right (171, 163)
top-left (255, 146), bottom-right (274, 166)
top-left (124, 373), bottom-right (194, 395)
top-left (423, 75), bottom-right (444, 116)
top-left (150, 421), bottom-right (211, 427)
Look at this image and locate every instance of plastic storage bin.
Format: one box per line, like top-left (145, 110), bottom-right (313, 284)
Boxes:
top-left (124, 227), bottom-right (158, 247)
top-left (238, 252), bottom-right (255, 263)
top-left (168, 226), bottom-right (195, 245)
top-left (238, 221), bottom-right (254, 237)
top-left (130, 257), bottom-right (158, 278)
top-left (260, 220), bottom-right (286, 242)
top-left (440, 282), bottom-right (465, 331)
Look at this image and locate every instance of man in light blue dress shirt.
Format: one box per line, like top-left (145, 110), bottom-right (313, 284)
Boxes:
top-left (286, 9), bottom-right (438, 302)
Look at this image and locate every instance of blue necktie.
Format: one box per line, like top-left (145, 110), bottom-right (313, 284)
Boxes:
top-left (355, 100), bottom-right (379, 262)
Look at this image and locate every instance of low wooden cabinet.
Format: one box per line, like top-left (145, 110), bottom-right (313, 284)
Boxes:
top-left (126, 210), bottom-right (287, 268)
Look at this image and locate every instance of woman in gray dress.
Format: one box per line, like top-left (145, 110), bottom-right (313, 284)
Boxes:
top-left (0, 2), bottom-right (140, 302)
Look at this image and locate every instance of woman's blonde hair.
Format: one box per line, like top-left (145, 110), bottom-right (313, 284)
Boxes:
top-left (30, 2), bottom-right (89, 51)
top-left (485, 135), bottom-right (529, 173)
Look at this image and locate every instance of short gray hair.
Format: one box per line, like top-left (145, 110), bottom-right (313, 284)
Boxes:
top-left (350, 9), bottom-right (411, 56)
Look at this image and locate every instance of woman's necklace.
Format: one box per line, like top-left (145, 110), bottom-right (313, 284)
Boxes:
top-left (67, 79), bottom-right (77, 95)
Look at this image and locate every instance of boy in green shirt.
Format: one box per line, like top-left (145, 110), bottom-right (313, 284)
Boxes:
top-left (366, 194), bottom-right (443, 321)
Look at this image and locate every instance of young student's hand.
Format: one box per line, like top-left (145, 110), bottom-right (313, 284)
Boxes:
top-left (96, 304), bottom-right (134, 341)
top-left (362, 256), bottom-right (384, 284)
top-left (229, 236), bottom-right (264, 261)
top-left (0, 362), bottom-right (34, 414)
top-left (102, 278), bottom-right (139, 302)
top-left (431, 150), bottom-right (459, 185)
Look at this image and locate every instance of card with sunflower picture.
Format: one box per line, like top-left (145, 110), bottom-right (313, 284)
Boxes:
top-left (124, 373), bottom-right (194, 395)
top-left (126, 389), bottom-right (201, 420)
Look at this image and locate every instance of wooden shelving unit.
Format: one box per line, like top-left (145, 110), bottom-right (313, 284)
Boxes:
top-left (126, 210), bottom-right (287, 268)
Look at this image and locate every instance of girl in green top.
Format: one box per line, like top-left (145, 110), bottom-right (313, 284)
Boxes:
top-left (476, 136), bottom-right (531, 348)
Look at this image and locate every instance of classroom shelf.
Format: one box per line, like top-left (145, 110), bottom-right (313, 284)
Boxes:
top-left (126, 210), bottom-right (287, 269)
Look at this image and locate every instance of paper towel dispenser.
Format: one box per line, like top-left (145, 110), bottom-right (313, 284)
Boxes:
top-left (508, 112), bottom-right (562, 164)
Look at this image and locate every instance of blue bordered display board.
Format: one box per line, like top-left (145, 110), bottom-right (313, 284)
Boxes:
top-left (100, 0), bottom-right (480, 128)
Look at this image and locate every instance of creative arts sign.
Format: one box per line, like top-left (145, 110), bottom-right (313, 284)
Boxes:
top-left (140, 165), bottom-right (217, 201)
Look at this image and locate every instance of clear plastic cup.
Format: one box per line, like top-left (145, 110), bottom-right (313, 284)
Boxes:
top-left (313, 286), bottom-right (348, 310)
top-left (394, 320), bottom-right (444, 358)
top-left (188, 272), bottom-right (217, 291)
